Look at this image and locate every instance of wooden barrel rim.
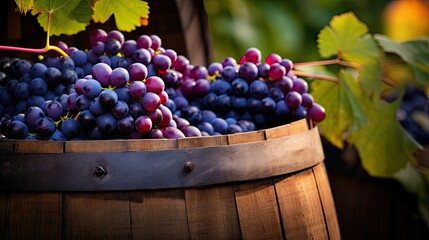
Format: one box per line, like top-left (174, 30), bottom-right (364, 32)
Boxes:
top-left (0, 120), bottom-right (324, 191)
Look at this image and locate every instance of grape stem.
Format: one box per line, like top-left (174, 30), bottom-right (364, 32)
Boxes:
top-left (0, 11), bottom-right (68, 57)
top-left (294, 58), bottom-right (361, 69)
top-left (292, 70), bottom-right (340, 83)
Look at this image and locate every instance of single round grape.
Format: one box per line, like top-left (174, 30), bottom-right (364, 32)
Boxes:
top-left (70, 50), bottom-right (87, 67)
top-left (6, 120), bottom-right (28, 139)
top-left (190, 66), bottom-right (208, 80)
top-left (261, 97), bottom-right (277, 114)
top-left (97, 113), bottom-right (117, 133)
top-left (35, 117), bottom-right (56, 139)
top-left (258, 63), bottom-right (270, 78)
top-left (174, 117), bottom-right (190, 129)
top-left (249, 80), bottom-right (269, 99)
top-left (56, 56), bottom-right (75, 71)
top-left (221, 57), bottom-right (237, 68)
top-left (301, 93), bottom-right (314, 108)
top-left (92, 41), bottom-right (105, 55)
top-left (227, 124), bottom-right (243, 134)
top-left (99, 89), bottom-right (119, 109)
top-left (44, 100), bottom-right (64, 121)
top-left (147, 128), bottom-right (163, 139)
top-left (308, 103), bottom-right (326, 122)
top-left (114, 87), bottom-right (132, 103)
top-left (275, 100), bottom-right (290, 117)
top-left (150, 35), bottom-right (162, 50)
top-left (238, 62), bottom-right (258, 82)
top-left (82, 79), bottom-right (102, 99)
top-left (107, 30), bottom-right (125, 44)
top-left (29, 62), bottom-right (47, 78)
top-left (122, 40), bottom-right (138, 57)
top-left (75, 95), bottom-right (91, 111)
top-left (60, 118), bottom-right (80, 139)
top-left (159, 90), bottom-right (169, 105)
top-left (181, 125), bottom-right (202, 137)
top-left (195, 79), bottom-right (211, 96)
top-left (268, 63), bottom-right (286, 80)
top-left (140, 92), bottom-right (161, 112)
top-left (133, 48), bottom-right (152, 65)
top-left (163, 49), bottom-right (178, 63)
top-left (145, 109), bottom-right (163, 127)
top-left (285, 91), bottom-right (302, 109)
top-left (128, 63), bottom-right (148, 82)
top-left (110, 67), bottom-right (130, 87)
top-left (246, 98), bottom-right (262, 114)
top-left (129, 101), bottom-right (145, 118)
top-left (24, 106), bottom-right (45, 131)
top-left (89, 97), bottom-right (108, 116)
top-left (210, 118), bottom-right (228, 134)
top-left (265, 53), bottom-right (282, 65)
top-left (159, 105), bottom-right (173, 127)
top-left (145, 76), bottom-right (165, 94)
top-left (292, 78), bottom-right (308, 94)
top-left (111, 100), bottom-right (129, 119)
top-left (162, 127), bottom-right (185, 139)
top-left (274, 76), bottom-right (293, 94)
top-left (268, 87), bottom-right (285, 102)
top-left (117, 115), bottom-right (135, 134)
top-left (91, 63), bottom-right (112, 87)
top-left (136, 34), bottom-right (152, 49)
top-left (198, 121), bottom-right (214, 135)
top-left (105, 39), bottom-right (122, 56)
top-left (211, 79), bottom-right (232, 96)
top-left (62, 69), bottom-right (78, 85)
top-left (221, 66), bottom-right (238, 82)
top-left (231, 78), bottom-right (249, 96)
top-left (207, 62), bottom-right (223, 77)
top-left (90, 29), bottom-right (108, 44)
top-left (29, 77), bottom-right (48, 96)
top-left (129, 81), bottom-right (147, 100)
top-left (280, 58), bottom-right (293, 73)
top-left (27, 95), bottom-right (45, 108)
top-left (135, 115), bottom-right (152, 134)
top-left (50, 130), bottom-right (67, 141)
top-left (44, 67), bottom-right (62, 87)
top-left (172, 55), bottom-right (189, 73)
top-left (244, 47), bottom-right (261, 64)
top-left (153, 54), bottom-right (172, 73)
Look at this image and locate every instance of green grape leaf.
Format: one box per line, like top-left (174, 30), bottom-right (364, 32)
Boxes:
top-left (375, 34), bottom-right (429, 85)
top-left (358, 61), bottom-right (382, 100)
top-left (310, 70), bottom-right (367, 149)
top-left (15, 0), bottom-right (34, 14)
top-left (70, 0), bottom-right (92, 24)
top-left (93, 0), bottom-right (150, 32)
top-left (317, 12), bottom-right (381, 63)
top-left (349, 97), bottom-right (421, 177)
top-left (32, 0), bottom-right (92, 36)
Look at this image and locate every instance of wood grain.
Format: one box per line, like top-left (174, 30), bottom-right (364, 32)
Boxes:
top-left (65, 140), bottom-right (127, 153)
top-left (8, 193), bottom-right (62, 240)
top-left (15, 140), bottom-right (64, 153)
top-left (64, 192), bottom-right (131, 239)
top-left (234, 179), bottom-right (283, 240)
top-left (275, 168), bottom-right (328, 240)
top-left (312, 163), bottom-right (341, 240)
top-left (130, 189), bottom-right (189, 239)
top-left (186, 185), bottom-right (241, 239)
top-left (0, 192), bottom-right (8, 239)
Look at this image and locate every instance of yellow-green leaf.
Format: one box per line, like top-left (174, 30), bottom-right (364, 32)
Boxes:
top-left (317, 12), bottom-right (381, 63)
top-left (15, 0), bottom-right (34, 14)
top-left (32, 0), bottom-right (92, 36)
top-left (310, 70), bottom-right (367, 149)
top-left (350, 97), bottom-right (421, 177)
top-left (93, 0), bottom-right (150, 32)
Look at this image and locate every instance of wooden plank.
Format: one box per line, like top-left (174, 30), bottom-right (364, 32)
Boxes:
top-left (130, 189), bottom-right (189, 239)
top-left (15, 140), bottom-right (64, 153)
top-left (312, 163), bottom-right (341, 240)
top-left (0, 192), bottom-right (8, 239)
top-left (275, 168), bottom-right (328, 240)
top-left (227, 130), bottom-right (265, 145)
top-left (0, 140), bottom-right (14, 152)
top-left (8, 193), bottom-right (62, 240)
top-left (178, 135), bottom-right (228, 148)
top-left (234, 179), bottom-right (283, 240)
top-left (126, 139), bottom-right (178, 151)
top-left (65, 192), bottom-right (131, 239)
top-left (65, 140), bottom-right (127, 153)
top-left (186, 185), bottom-right (241, 239)
top-left (264, 119), bottom-right (308, 140)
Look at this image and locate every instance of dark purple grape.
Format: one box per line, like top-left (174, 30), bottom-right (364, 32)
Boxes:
top-left (246, 98), bottom-right (262, 114)
top-left (221, 57), bottom-right (237, 68)
top-left (29, 63), bottom-right (47, 78)
top-left (35, 117), bottom-right (56, 139)
top-left (29, 77), bottom-right (48, 96)
top-left (147, 128), bottom-right (163, 139)
top-left (99, 89), bottom-right (118, 109)
top-left (90, 29), bottom-right (107, 44)
top-left (117, 115), bottom-right (135, 134)
top-left (238, 62), bottom-right (258, 82)
top-left (92, 63), bottom-right (112, 87)
top-left (97, 113), bottom-right (117, 133)
top-left (145, 76), bottom-right (165, 94)
top-left (75, 95), bottom-right (91, 111)
top-left (265, 53), bottom-right (282, 65)
top-left (129, 101), bottom-right (145, 118)
top-left (275, 76), bottom-right (293, 94)
top-left (50, 130), bottom-right (67, 141)
top-left (163, 49), bottom-right (178, 63)
top-left (249, 80), bottom-right (269, 99)
top-left (285, 91), bottom-right (302, 109)
top-left (292, 78), bottom-right (308, 94)
top-left (27, 95), bottom-right (45, 108)
top-left (153, 54), bottom-right (172, 73)
top-left (82, 79), bottom-right (102, 99)
top-left (258, 63), bottom-right (270, 78)
top-left (208, 62), bottom-right (223, 77)
top-left (301, 93), bottom-right (314, 108)
top-left (60, 118), bottom-right (80, 139)
top-left (111, 100), bottom-right (129, 119)
top-left (110, 67), bottom-right (130, 87)
top-left (231, 78), bottom-right (249, 96)
top-left (25, 106), bottom-right (45, 131)
top-left (6, 120), bottom-right (28, 139)
top-left (105, 39), bottom-right (122, 56)
top-left (268, 63), bottom-right (286, 80)
top-left (56, 56), bottom-right (75, 71)
top-left (308, 103), bottom-right (326, 122)
top-left (135, 115), bottom-right (152, 134)
top-left (133, 48), bottom-right (152, 65)
top-left (291, 105), bottom-right (307, 120)
top-left (107, 30), bottom-right (125, 44)
top-left (136, 35), bottom-right (152, 49)
top-left (244, 47), bottom-right (261, 64)
top-left (227, 124), bottom-right (242, 134)
top-left (150, 35), bottom-right (162, 50)
top-left (62, 69), bottom-right (78, 85)
top-left (162, 127), bottom-right (185, 139)
top-left (122, 40), bottom-right (138, 57)
top-left (280, 58), bottom-right (293, 73)
top-left (275, 100), bottom-right (290, 117)
top-left (145, 109), bottom-right (163, 127)
top-left (70, 50), bottom-right (87, 67)
top-left (211, 79), bottom-right (232, 96)
top-left (210, 118), bottom-right (228, 134)
top-left (44, 67), bottom-right (62, 87)
top-left (140, 92), bottom-right (161, 112)
top-left (128, 63), bottom-right (148, 82)
top-left (172, 55), bottom-right (189, 73)
top-left (114, 87), bottom-right (132, 103)
top-left (198, 121), bottom-right (214, 135)
top-left (174, 116), bottom-right (190, 129)
top-left (181, 125), bottom-right (202, 137)
top-left (261, 97), bottom-right (276, 114)
top-left (89, 97), bottom-right (108, 115)
top-left (190, 66), bottom-right (208, 80)
top-left (221, 66), bottom-right (238, 82)
top-left (129, 81), bottom-right (147, 100)
top-left (92, 41), bottom-right (105, 55)
top-left (44, 100), bottom-right (63, 121)
top-left (194, 79), bottom-right (211, 96)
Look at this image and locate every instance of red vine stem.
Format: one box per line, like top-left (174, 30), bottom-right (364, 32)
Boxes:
top-left (0, 11), bottom-right (68, 57)
top-left (294, 58), bottom-right (361, 69)
top-left (292, 70), bottom-right (340, 84)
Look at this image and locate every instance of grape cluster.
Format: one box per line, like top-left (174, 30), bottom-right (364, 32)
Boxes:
top-left (0, 29), bottom-right (326, 140)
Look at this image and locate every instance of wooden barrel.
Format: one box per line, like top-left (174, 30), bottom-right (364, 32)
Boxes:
top-left (0, 119), bottom-right (340, 239)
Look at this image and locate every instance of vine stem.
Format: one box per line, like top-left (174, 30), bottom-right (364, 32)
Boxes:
top-left (294, 58), bottom-right (361, 69)
top-left (292, 70), bottom-right (340, 84)
top-left (0, 11), bottom-right (68, 57)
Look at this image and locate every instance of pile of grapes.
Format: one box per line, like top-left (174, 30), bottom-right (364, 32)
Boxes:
top-left (0, 29), bottom-right (326, 140)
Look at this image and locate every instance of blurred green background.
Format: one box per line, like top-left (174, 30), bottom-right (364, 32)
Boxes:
top-left (202, 0), bottom-right (429, 63)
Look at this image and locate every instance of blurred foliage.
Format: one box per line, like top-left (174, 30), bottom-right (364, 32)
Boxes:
top-left (203, 0), bottom-right (390, 62)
